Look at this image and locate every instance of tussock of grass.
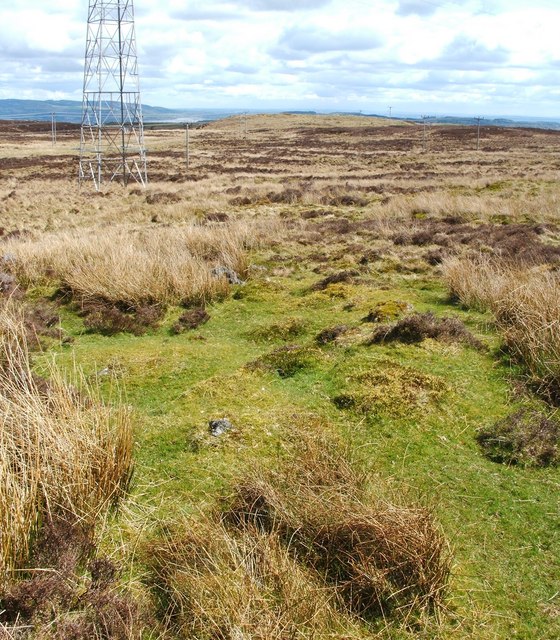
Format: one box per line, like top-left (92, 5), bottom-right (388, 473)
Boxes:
top-left (443, 257), bottom-right (560, 398)
top-left (146, 430), bottom-right (450, 637)
top-left (4, 220), bottom-right (276, 307)
top-left (0, 303), bottom-right (133, 584)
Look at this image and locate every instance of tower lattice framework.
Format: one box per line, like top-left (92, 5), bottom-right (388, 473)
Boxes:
top-left (79, 0), bottom-right (147, 189)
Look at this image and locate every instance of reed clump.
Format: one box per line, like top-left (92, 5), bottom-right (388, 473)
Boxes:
top-left (0, 303), bottom-right (133, 585)
top-left (4, 220), bottom-right (275, 307)
top-left (146, 430), bottom-right (450, 637)
top-left (443, 257), bottom-right (560, 398)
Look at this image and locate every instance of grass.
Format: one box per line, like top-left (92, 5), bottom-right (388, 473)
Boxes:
top-left (443, 256), bottom-right (560, 399)
top-left (1, 115), bottom-right (560, 639)
top-left (0, 302), bottom-right (133, 586)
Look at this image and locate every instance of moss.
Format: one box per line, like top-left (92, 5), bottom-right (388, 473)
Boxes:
top-left (362, 300), bottom-right (412, 323)
top-left (248, 317), bottom-right (306, 342)
top-left (247, 344), bottom-right (319, 378)
top-left (333, 360), bottom-right (449, 417)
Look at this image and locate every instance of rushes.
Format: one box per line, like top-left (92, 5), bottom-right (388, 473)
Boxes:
top-left (146, 430), bottom-right (450, 637)
top-left (5, 220), bottom-right (273, 307)
top-left (443, 257), bottom-right (560, 396)
top-left (0, 304), bottom-right (133, 583)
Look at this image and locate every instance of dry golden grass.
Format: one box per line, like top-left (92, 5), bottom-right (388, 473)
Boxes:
top-left (2, 115), bottom-right (560, 233)
top-left (5, 219), bottom-right (276, 306)
top-left (443, 257), bottom-right (560, 396)
top-left (0, 303), bottom-right (133, 584)
top-left (146, 428), bottom-right (450, 637)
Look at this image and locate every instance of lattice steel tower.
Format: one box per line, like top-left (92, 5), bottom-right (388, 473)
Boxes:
top-left (79, 0), bottom-right (147, 189)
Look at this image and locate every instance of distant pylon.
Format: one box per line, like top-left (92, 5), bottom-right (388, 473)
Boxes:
top-left (79, 0), bottom-right (147, 190)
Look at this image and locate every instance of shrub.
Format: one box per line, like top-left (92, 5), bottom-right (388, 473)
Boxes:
top-left (82, 301), bottom-right (164, 336)
top-left (476, 409), bottom-right (560, 467)
top-left (171, 307), bottom-right (210, 334)
top-left (315, 324), bottom-right (349, 344)
top-left (0, 517), bottom-right (147, 639)
top-left (310, 270), bottom-right (358, 292)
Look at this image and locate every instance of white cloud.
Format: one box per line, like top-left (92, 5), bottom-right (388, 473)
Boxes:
top-left (0, 0), bottom-right (560, 117)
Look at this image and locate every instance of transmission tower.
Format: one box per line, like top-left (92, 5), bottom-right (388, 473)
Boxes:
top-left (79, 0), bottom-right (147, 189)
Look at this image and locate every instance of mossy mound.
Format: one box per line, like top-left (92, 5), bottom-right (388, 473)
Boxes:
top-left (248, 317), bottom-right (306, 342)
top-left (247, 344), bottom-right (318, 378)
top-left (362, 300), bottom-right (412, 323)
top-left (333, 360), bottom-right (449, 416)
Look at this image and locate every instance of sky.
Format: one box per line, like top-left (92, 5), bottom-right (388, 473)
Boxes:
top-left (1, 0), bottom-right (560, 118)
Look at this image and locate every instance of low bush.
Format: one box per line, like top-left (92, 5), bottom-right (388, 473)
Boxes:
top-left (315, 324), bottom-right (349, 344)
top-left (0, 516), bottom-right (147, 639)
top-left (82, 300), bottom-right (164, 336)
top-left (476, 408), bottom-right (560, 467)
top-left (171, 307), bottom-right (210, 334)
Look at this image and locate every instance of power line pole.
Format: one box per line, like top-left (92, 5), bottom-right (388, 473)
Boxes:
top-left (422, 115), bottom-right (429, 151)
top-left (51, 112), bottom-right (57, 146)
top-left (185, 123), bottom-right (190, 171)
top-left (79, 0), bottom-right (147, 190)
top-left (475, 116), bottom-right (484, 151)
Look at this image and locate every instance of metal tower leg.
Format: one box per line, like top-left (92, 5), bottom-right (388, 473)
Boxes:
top-left (79, 0), bottom-right (148, 190)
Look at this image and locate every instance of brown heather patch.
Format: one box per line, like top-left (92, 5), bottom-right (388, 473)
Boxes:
top-left (476, 408), bottom-right (560, 467)
top-left (367, 312), bottom-right (484, 350)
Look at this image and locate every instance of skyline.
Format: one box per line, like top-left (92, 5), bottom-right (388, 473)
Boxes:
top-left (1, 1), bottom-right (560, 118)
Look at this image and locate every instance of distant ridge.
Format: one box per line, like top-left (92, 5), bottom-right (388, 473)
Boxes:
top-left (0, 99), bottom-right (239, 125)
top-left (1, 99), bottom-right (559, 130)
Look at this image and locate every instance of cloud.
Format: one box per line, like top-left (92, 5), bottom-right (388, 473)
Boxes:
top-left (274, 25), bottom-right (383, 57)
top-left (396, 1), bottom-right (438, 17)
top-left (244, 0), bottom-right (332, 9)
top-left (432, 36), bottom-right (510, 70)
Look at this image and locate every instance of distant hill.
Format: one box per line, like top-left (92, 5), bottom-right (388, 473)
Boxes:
top-left (0, 99), bottom-right (238, 124)
top-left (1, 99), bottom-right (559, 130)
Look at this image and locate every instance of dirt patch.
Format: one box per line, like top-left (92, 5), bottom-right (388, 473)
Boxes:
top-left (80, 300), bottom-right (164, 336)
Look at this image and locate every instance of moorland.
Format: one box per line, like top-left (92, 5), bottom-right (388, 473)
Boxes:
top-left (0, 114), bottom-right (559, 639)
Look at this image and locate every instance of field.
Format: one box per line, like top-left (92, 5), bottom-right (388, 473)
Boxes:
top-left (0, 114), bottom-right (559, 639)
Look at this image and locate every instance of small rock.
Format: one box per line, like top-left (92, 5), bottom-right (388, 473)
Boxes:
top-left (209, 418), bottom-right (234, 437)
top-left (0, 272), bottom-right (17, 296)
top-left (211, 265), bottom-right (244, 285)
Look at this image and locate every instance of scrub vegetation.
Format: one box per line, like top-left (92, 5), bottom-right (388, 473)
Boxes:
top-left (0, 114), bottom-right (559, 639)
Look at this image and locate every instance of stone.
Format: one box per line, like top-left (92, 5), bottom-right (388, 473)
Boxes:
top-left (209, 418), bottom-right (234, 437)
top-left (211, 265), bottom-right (244, 285)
